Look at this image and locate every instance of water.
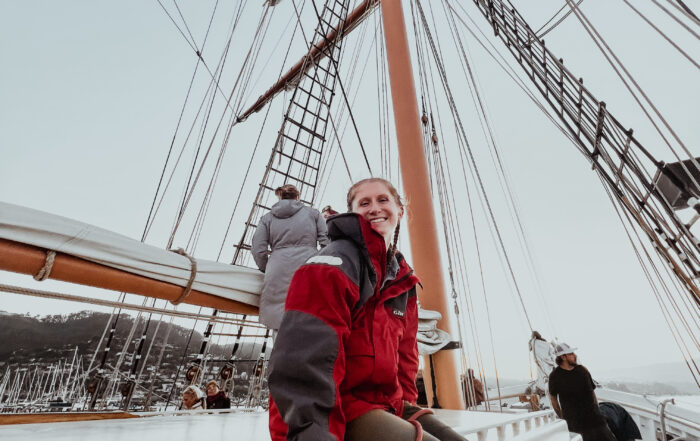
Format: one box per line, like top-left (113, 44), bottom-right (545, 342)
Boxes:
top-left (653, 394), bottom-right (700, 412)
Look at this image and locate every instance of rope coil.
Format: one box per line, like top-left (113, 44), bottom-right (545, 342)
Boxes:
top-left (170, 248), bottom-right (198, 305)
top-left (33, 250), bottom-right (56, 281)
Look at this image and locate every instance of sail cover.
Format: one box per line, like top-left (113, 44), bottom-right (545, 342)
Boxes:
top-left (0, 202), bottom-right (263, 307)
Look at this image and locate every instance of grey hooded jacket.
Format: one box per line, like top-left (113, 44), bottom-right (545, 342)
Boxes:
top-left (251, 199), bottom-right (329, 329)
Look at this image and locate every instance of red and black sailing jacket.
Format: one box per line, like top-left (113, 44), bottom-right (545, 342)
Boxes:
top-left (268, 213), bottom-right (421, 441)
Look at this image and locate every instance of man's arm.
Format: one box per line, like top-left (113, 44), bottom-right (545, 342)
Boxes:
top-left (550, 394), bottom-right (562, 418)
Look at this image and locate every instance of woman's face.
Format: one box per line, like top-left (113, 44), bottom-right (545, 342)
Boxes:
top-left (182, 392), bottom-right (196, 409)
top-left (351, 181), bottom-right (403, 248)
top-left (206, 383), bottom-right (219, 396)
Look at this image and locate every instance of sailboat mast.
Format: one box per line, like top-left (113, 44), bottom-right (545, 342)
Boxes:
top-left (380, 0), bottom-right (463, 410)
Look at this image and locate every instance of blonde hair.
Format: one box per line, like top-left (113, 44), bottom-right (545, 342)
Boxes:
top-left (183, 385), bottom-right (201, 399)
top-left (346, 178), bottom-right (404, 259)
top-left (346, 178), bottom-right (404, 212)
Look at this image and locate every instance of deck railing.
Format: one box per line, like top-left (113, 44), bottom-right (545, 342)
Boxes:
top-left (597, 388), bottom-right (700, 441)
top-left (453, 409), bottom-right (580, 441)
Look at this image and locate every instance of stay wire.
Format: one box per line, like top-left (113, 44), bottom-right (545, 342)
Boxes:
top-left (446, 0), bottom-right (583, 154)
top-left (148, 1), bottom-right (255, 241)
top-left (600, 179), bottom-right (700, 384)
top-left (441, 0), bottom-right (558, 336)
top-left (155, 0), bottom-right (241, 113)
top-left (666, 0), bottom-right (700, 25)
top-left (119, 2), bottom-right (231, 387)
top-left (535, 0), bottom-right (584, 38)
top-left (167, 6), bottom-right (274, 244)
top-left (654, 0), bottom-right (700, 39)
top-left (412, 1), bottom-right (499, 405)
top-left (416, 0), bottom-right (534, 331)
top-left (564, 0), bottom-right (700, 192)
top-left (620, 0), bottom-right (699, 69)
top-left (290, 0), bottom-right (372, 176)
top-left (424, 1), bottom-right (495, 390)
top-left (219, 1), bottom-right (313, 261)
top-left (318, 14), bottom-right (377, 202)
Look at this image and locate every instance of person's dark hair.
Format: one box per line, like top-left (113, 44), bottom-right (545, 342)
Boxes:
top-left (322, 205), bottom-right (339, 215)
top-left (346, 178), bottom-right (404, 261)
top-left (275, 184), bottom-right (300, 200)
top-left (555, 355), bottom-right (563, 366)
top-left (532, 331), bottom-right (544, 341)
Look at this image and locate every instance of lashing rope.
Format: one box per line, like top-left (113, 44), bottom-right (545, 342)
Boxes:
top-left (169, 248), bottom-right (198, 305)
top-left (33, 250), bottom-right (56, 282)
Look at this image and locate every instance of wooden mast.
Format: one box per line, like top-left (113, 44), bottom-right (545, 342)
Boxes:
top-left (380, 0), bottom-right (463, 409)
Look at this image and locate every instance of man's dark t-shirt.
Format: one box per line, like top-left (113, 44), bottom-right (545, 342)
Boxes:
top-left (549, 365), bottom-right (606, 433)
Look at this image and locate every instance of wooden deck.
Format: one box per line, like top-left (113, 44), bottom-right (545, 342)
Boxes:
top-left (0, 408), bottom-right (576, 441)
top-left (0, 412), bottom-right (138, 425)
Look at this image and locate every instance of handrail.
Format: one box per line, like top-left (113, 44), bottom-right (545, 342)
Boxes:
top-left (597, 388), bottom-right (700, 439)
top-left (442, 409), bottom-right (563, 441)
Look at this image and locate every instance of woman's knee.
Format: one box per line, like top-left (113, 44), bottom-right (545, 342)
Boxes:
top-left (346, 409), bottom-right (434, 441)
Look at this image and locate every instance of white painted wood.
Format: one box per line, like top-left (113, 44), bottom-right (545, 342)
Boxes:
top-left (0, 408), bottom-right (577, 441)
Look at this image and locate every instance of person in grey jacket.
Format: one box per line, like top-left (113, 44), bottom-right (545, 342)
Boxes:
top-left (251, 184), bottom-right (329, 330)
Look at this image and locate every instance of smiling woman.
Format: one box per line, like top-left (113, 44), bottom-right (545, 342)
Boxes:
top-left (267, 178), bottom-right (466, 441)
top-left (347, 177), bottom-right (405, 249)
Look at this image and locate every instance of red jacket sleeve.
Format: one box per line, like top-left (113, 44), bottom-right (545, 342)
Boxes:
top-left (268, 263), bottom-right (358, 441)
top-left (397, 293), bottom-right (419, 403)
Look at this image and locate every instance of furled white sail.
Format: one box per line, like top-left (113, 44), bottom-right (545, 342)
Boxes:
top-left (0, 202), bottom-right (263, 306)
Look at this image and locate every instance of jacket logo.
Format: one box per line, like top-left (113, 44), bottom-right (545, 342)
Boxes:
top-left (393, 308), bottom-right (405, 317)
top-left (306, 255), bottom-right (343, 266)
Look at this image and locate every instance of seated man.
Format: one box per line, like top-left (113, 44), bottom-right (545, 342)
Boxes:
top-left (205, 380), bottom-right (231, 409)
top-left (462, 369), bottom-right (485, 407)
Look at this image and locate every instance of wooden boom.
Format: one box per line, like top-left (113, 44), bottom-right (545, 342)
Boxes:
top-left (0, 238), bottom-right (258, 315)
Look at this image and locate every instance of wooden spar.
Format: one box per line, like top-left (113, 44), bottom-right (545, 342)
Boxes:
top-left (237, 0), bottom-right (378, 121)
top-left (0, 412), bottom-right (138, 425)
top-left (381, 0), bottom-right (464, 409)
top-left (380, 0), bottom-right (464, 410)
top-left (0, 239), bottom-right (259, 315)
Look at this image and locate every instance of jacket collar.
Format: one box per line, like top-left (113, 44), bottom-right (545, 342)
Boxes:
top-left (327, 214), bottom-right (419, 294)
top-left (327, 213), bottom-right (387, 287)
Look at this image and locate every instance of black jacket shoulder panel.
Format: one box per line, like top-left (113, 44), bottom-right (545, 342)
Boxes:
top-left (312, 239), bottom-right (362, 286)
top-left (309, 239), bottom-right (375, 310)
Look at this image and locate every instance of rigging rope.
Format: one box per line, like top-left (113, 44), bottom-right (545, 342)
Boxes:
top-left (599, 181), bottom-right (700, 386)
top-left (620, 0), bottom-right (699, 70)
top-left (416, 0), bottom-right (535, 331)
top-left (218, 1), bottom-right (308, 261)
top-left (564, 0), bottom-right (700, 192)
top-left (667, 0), bottom-right (700, 24)
top-left (290, 0), bottom-right (372, 176)
top-left (440, 0), bottom-right (558, 336)
top-left (654, 0), bottom-right (700, 40)
top-left (535, 0), bottom-right (584, 38)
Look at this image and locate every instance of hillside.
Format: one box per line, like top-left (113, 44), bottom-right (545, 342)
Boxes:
top-left (0, 310), bottom-right (265, 371)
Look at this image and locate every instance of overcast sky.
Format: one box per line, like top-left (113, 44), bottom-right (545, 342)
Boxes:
top-left (0, 1), bottom-right (698, 383)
